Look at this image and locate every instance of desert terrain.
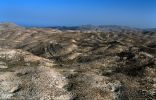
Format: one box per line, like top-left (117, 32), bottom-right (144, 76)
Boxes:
top-left (0, 23), bottom-right (156, 100)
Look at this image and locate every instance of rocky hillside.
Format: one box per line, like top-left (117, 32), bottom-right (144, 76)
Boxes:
top-left (0, 23), bottom-right (156, 100)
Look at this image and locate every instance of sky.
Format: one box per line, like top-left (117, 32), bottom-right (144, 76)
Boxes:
top-left (0, 0), bottom-right (156, 28)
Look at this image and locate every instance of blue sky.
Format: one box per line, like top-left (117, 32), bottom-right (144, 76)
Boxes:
top-left (0, 0), bottom-right (156, 28)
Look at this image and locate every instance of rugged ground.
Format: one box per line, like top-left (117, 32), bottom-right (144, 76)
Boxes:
top-left (0, 23), bottom-right (156, 100)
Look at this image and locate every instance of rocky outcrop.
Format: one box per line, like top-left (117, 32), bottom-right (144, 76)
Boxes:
top-left (0, 48), bottom-right (72, 99)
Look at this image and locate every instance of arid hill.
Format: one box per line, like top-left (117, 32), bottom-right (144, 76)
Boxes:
top-left (0, 23), bottom-right (156, 100)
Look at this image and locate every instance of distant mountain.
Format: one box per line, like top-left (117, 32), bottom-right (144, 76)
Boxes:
top-left (50, 25), bottom-right (143, 33)
top-left (144, 28), bottom-right (156, 32)
top-left (142, 28), bottom-right (156, 36)
top-left (1, 23), bottom-right (156, 35)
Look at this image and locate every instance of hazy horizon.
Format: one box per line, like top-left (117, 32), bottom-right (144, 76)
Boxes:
top-left (0, 0), bottom-right (156, 28)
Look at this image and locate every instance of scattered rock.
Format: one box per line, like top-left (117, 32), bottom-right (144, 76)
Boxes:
top-left (9, 85), bottom-right (20, 93)
top-left (0, 61), bottom-right (8, 69)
